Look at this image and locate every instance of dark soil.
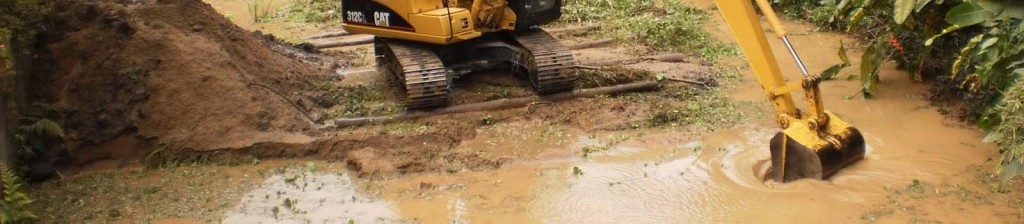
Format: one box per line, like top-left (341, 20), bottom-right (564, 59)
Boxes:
top-left (18, 0), bottom-right (716, 181)
top-left (25, 0), bottom-right (336, 168)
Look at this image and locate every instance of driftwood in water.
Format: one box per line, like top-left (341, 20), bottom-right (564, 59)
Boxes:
top-left (332, 81), bottom-right (660, 127)
top-left (547, 24), bottom-right (601, 34)
top-left (314, 36), bottom-right (375, 49)
top-left (567, 38), bottom-right (614, 50)
top-left (303, 30), bottom-right (352, 40)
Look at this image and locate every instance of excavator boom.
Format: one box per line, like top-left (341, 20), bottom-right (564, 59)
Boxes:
top-left (714, 0), bottom-right (866, 182)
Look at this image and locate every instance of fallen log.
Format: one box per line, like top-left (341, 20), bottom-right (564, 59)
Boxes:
top-left (647, 53), bottom-right (690, 63)
top-left (303, 30), bottom-right (352, 40)
top-left (581, 53), bottom-right (692, 67)
top-left (665, 77), bottom-right (709, 86)
top-left (567, 38), bottom-right (614, 50)
top-left (547, 24), bottom-right (601, 34)
top-left (338, 68), bottom-right (377, 76)
top-left (331, 81), bottom-right (659, 127)
top-left (314, 36), bottom-right (375, 49)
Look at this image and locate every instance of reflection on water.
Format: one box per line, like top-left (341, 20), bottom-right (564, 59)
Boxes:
top-left (222, 169), bottom-right (401, 224)
top-left (348, 17), bottom-right (1000, 224)
top-left (533, 121), bottom-right (989, 223)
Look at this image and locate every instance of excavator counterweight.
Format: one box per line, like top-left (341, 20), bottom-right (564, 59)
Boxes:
top-left (714, 0), bottom-right (866, 182)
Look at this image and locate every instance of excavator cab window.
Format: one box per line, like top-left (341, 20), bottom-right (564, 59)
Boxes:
top-left (507, 0), bottom-right (563, 29)
top-left (525, 0), bottom-right (557, 14)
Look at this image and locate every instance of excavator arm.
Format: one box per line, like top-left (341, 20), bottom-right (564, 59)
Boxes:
top-left (714, 0), bottom-right (866, 182)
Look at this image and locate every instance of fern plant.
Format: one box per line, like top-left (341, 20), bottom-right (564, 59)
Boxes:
top-left (14, 114), bottom-right (63, 170)
top-left (0, 164), bottom-right (35, 223)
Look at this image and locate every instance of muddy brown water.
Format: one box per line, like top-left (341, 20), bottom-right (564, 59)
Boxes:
top-left (193, 0), bottom-right (1010, 222)
top-left (360, 18), bottom-right (1003, 224)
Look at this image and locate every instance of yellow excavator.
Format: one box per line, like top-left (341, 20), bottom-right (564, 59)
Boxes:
top-left (714, 0), bottom-right (866, 182)
top-left (341, 0), bottom-right (575, 109)
top-left (342, 0), bottom-right (865, 182)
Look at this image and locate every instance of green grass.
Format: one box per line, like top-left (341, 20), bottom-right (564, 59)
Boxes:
top-left (561, 0), bottom-right (736, 59)
top-left (649, 86), bottom-right (751, 131)
top-left (575, 66), bottom-right (656, 89)
top-left (274, 0), bottom-right (343, 24)
top-left (248, 0), bottom-right (274, 23)
top-left (321, 83), bottom-right (401, 119)
top-left (479, 85), bottom-right (513, 101)
top-left (377, 122), bottom-right (430, 135)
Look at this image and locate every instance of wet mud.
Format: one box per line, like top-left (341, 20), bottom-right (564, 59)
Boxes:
top-left (362, 15), bottom-right (1020, 224)
top-left (26, 0), bottom-right (1023, 223)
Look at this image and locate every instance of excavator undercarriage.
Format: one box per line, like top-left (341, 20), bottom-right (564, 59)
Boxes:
top-left (346, 0), bottom-right (574, 109)
top-left (373, 30), bottom-right (576, 108)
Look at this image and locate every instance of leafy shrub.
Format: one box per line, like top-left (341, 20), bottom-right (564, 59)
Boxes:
top-left (984, 79), bottom-right (1024, 181)
top-left (14, 115), bottom-right (63, 159)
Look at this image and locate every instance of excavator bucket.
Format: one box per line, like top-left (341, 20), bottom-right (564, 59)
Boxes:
top-left (766, 113), bottom-right (866, 182)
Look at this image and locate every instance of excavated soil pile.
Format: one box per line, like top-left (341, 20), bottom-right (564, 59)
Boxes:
top-left (25, 0), bottom-right (505, 177)
top-left (27, 0), bottom-right (334, 165)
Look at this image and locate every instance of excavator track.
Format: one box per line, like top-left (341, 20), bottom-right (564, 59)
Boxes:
top-left (513, 29), bottom-right (577, 94)
top-left (375, 38), bottom-right (452, 109)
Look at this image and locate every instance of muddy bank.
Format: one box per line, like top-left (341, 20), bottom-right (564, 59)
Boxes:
top-left (25, 0), bottom-right (337, 168)
top-left (153, 120), bottom-right (503, 178)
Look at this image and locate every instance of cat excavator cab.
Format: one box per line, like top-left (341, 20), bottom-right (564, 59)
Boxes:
top-left (714, 0), bottom-right (866, 182)
top-left (341, 0), bottom-right (575, 109)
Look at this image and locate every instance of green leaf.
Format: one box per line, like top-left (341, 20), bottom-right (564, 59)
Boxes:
top-left (821, 64), bottom-right (849, 80)
top-left (951, 33), bottom-right (984, 78)
top-left (846, 0), bottom-right (873, 32)
top-left (980, 36), bottom-right (1000, 49)
top-left (0, 164), bottom-right (36, 222)
top-left (821, 41), bottom-right (852, 80)
top-left (984, 132), bottom-right (1002, 143)
top-left (925, 25), bottom-right (964, 46)
top-left (975, 37), bottom-right (1000, 56)
top-left (22, 118), bottom-right (64, 138)
top-left (914, 0), bottom-right (932, 12)
top-left (857, 40), bottom-right (888, 98)
top-left (942, 1), bottom-right (1023, 27)
top-left (946, 2), bottom-right (995, 27)
top-left (831, 0), bottom-right (854, 22)
top-left (975, 0), bottom-right (1024, 19)
top-left (836, 0), bottom-right (853, 11)
top-left (894, 0), bottom-right (917, 24)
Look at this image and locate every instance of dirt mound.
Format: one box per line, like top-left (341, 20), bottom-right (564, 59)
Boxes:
top-left (28, 0), bottom-right (335, 165)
